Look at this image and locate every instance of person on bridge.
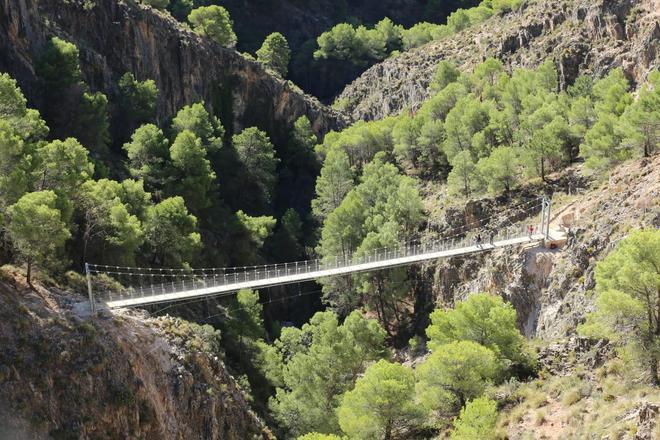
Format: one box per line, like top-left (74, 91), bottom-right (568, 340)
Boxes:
top-left (489, 231), bottom-right (495, 245)
top-left (528, 225), bottom-right (533, 238)
top-left (476, 233), bottom-right (482, 248)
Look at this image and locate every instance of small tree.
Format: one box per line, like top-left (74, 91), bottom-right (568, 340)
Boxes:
top-left (236, 210), bottom-right (276, 248)
top-left (172, 102), bottom-right (224, 153)
top-left (144, 196), bottom-right (201, 267)
top-left (7, 191), bottom-right (70, 285)
top-left (312, 147), bottom-right (353, 220)
top-left (338, 359), bottom-right (425, 439)
top-left (35, 138), bottom-right (95, 215)
top-left (269, 311), bottom-right (386, 436)
top-left (476, 146), bottom-right (521, 194)
top-left (416, 340), bottom-right (499, 412)
top-left (450, 397), bottom-right (498, 440)
top-left (188, 6), bottom-right (237, 48)
top-left (447, 150), bottom-right (481, 198)
top-left (256, 32), bottom-right (291, 77)
top-left (616, 71), bottom-right (659, 158)
top-left (169, 130), bottom-right (216, 212)
top-left (426, 293), bottom-right (533, 373)
top-left (232, 127), bottom-right (279, 202)
top-left (123, 124), bottom-right (170, 196)
top-left (78, 179), bottom-right (144, 265)
top-left (117, 72), bottom-right (158, 135)
top-left (579, 229), bottom-right (660, 385)
top-left (429, 60), bottom-right (461, 94)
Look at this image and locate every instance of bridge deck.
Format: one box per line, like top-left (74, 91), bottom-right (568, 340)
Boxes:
top-left (104, 234), bottom-right (545, 309)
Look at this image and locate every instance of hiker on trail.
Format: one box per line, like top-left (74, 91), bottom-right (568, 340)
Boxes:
top-left (476, 233), bottom-right (482, 248)
top-left (489, 230), bottom-right (495, 245)
top-left (528, 225), bottom-right (533, 238)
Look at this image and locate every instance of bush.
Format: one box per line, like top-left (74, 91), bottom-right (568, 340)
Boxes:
top-left (451, 397), bottom-right (498, 440)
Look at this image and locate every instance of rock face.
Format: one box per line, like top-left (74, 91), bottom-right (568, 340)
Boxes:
top-left (0, 0), bottom-right (346, 145)
top-left (0, 278), bottom-right (272, 439)
top-left (338, 0), bottom-right (660, 121)
top-left (419, 156), bottom-right (660, 340)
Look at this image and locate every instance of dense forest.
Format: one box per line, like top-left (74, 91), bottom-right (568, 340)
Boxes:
top-left (0, 0), bottom-right (659, 438)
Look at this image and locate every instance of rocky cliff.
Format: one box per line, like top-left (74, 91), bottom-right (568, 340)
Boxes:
top-left (338, 0), bottom-right (659, 121)
top-left (416, 155), bottom-right (659, 341)
top-left (0, 272), bottom-right (272, 439)
top-left (0, 0), bottom-right (346, 144)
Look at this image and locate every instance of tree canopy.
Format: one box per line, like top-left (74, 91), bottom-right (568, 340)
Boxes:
top-left (337, 360), bottom-right (425, 439)
top-left (256, 32), bottom-right (291, 77)
top-left (188, 6), bottom-right (237, 47)
top-left (579, 229), bottom-right (660, 385)
top-left (7, 191), bottom-right (70, 284)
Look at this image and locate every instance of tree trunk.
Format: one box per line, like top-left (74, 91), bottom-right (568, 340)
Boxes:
top-left (26, 257), bottom-right (33, 288)
top-left (540, 157), bottom-right (546, 182)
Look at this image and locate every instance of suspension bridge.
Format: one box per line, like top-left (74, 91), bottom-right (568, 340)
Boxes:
top-left (86, 197), bottom-right (553, 312)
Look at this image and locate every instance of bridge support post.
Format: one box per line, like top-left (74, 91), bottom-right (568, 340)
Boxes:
top-left (544, 197), bottom-right (552, 239)
top-left (85, 263), bottom-right (96, 314)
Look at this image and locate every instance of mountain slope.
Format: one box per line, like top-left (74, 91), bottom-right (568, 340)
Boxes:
top-left (418, 155), bottom-right (659, 342)
top-left (0, 0), bottom-right (346, 145)
top-left (0, 274), bottom-right (272, 439)
top-left (338, 0), bottom-right (659, 121)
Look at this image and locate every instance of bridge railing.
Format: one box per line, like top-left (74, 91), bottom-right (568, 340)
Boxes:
top-left (91, 222), bottom-right (540, 307)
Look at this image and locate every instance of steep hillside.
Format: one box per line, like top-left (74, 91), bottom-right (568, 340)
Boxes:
top-left (415, 156), bottom-right (659, 340)
top-left (0, 0), bottom-right (346, 145)
top-left (0, 272), bottom-right (272, 439)
top-left (338, 0), bottom-right (659, 120)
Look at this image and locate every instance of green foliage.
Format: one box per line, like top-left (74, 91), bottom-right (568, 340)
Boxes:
top-left (476, 146), bottom-right (521, 193)
top-left (78, 179), bottom-right (144, 264)
top-left (171, 102), bottom-right (224, 153)
top-left (318, 153), bottom-right (423, 322)
top-left (447, 150), bottom-right (481, 198)
top-left (312, 147), bottom-right (353, 220)
top-left (580, 113), bottom-right (624, 171)
top-left (269, 311), bottom-right (386, 437)
top-left (337, 359), bottom-right (425, 439)
top-left (416, 340), bottom-right (500, 412)
top-left (232, 127), bottom-right (279, 203)
top-left (450, 397), bottom-right (498, 440)
top-left (429, 60), bottom-right (461, 93)
top-left (616, 71), bottom-right (659, 158)
top-left (37, 38), bottom-right (109, 154)
top-left (7, 191), bottom-right (70, 283)
top-left (236, 210), bottom-right (276, 248)
top-left (317, 116), bottom-right (397, 170)
top-left (256, 32), bottom-right (291, 77)
top-left (123, 124), bottom-right (170, 195)
top-left (143, 196), bottom-right (201, 267)
top-left (226, 289), bottom-right (266, 341)
top-left (169, 130), bottom-right (216, 212)
top-left (117, 72), bottom-right (158, 134)
top-left (592, 68), bottom-right (632, 116)
top-left (35, 138), bottom-right (95, 210)
top-left (579, 229), bottom-right (660, 384)
top-left (297, 434), bottom-right (342, 440)
top-left (188, 6), bottom-right (237, 48)
top-left (425, 293), bottom-right (529, 368)
top-left (392, 113), bottom-right (448, 176)
top-left (37, 37), bottom-right (83, 92)
top-left (442, 94), bottom-right (491, 161)
top-left (76, 91), bottom-right (111, 155)
top-left (0, 74), bottom-right (48, 211)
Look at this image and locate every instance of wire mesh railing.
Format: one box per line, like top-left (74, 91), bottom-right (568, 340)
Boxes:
top-left (87, 200), bottom-right (548, 310)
